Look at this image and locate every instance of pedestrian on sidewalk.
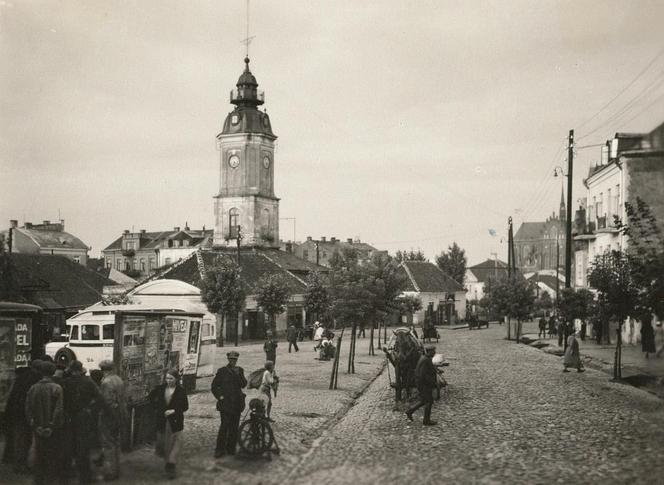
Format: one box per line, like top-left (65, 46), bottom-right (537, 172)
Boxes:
top-left (149, 369), bottom-right (188, 480)
top-left (264, 330), bottom-right (278, 366)
top-left (557, 319), bottom-right (564, 347)
top-left (313, 322), bottom-right (324, 351)
top-left (287, 324), bottom-right (299, 353)
top-left (405, 344), bottom-right (438, 426)
top-left (548, 316), bottom-right (556, 339)
top-left (538, 317), bottom-right (547, 339)
top-left (260, 361), bottom-right (279, 421)
top-left (641, 320), bottom-right (656, 358)
top-left (25, 360), bottom-right (67, 485)
top-left (563, 332), bottom-right (585, 373)
top-left (212, 351), bottom-right (247, 458)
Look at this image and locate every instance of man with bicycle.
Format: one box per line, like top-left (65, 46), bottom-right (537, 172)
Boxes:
top-left (212, 351), bottom-right (247, 458)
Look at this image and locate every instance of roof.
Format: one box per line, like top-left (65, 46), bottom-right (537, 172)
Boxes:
top-left (103, 229), bottom-right (213, 252)
top-left (526, 273), bottom-right (561, 292)
top-left (1, 254), bottom-right (117, 310)
top-left (467, 259), bottom-right (509, 283)
top-left (399, 261), bottom-right (464, 293)
top-left (14, 227), bottom-right (88, 251)
top-left (514, 222), bottom-right (548, 240)
top-left (154, 248), bottom-right (310, 294)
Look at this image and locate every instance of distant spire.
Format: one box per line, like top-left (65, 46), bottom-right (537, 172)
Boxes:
top-left (559, 186), bottom-right (566, 221)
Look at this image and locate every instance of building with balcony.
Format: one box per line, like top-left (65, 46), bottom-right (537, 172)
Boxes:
top-left (1, 219), bottom-right (89, 265)
top-left (574, 121), bottom-right (664, 288)
top-left (102, 225), bottom-right (213, 278)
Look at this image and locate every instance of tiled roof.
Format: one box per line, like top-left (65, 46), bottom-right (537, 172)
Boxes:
top-left (156, 248), bottom-right (308, 294)
top-left (514, 222), bottom-right (548, 240)
top-left (103, 229), bottom-right (214, 251)
top-left (1, 254), bottom-right (117, 310)
top-left (399, 261), bottom-right (464, 293)
top-left (16, 228), bottom-right (88, 251)
top-left (467, 259), bottom-right (509, 284)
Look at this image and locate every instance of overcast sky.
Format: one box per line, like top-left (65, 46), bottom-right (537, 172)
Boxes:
top-left (2, 0), bottom-right (663, 264)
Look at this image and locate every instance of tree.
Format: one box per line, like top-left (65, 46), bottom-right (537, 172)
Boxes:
top-left (534, 290), bottom-right (553, 317)
top-left (435, 242), bottom-right (467, 286)
top-left (304, 271), bottom-right (330, 324)
top-left (587, 250), bottom-right (639, 379)
top-left (329, 247), bottom-right (359, 271)
top-left (397, 295), bottom-right (423, 317)
top-left (394, 249), bottom-right (427, 263)
top-left (484, 276), bottom-right (535, 341)
top-left (200, 257), bottom-right (246, 346)
top-left (256, 274), bottom-right (292, 335)
top-left (557, 288), bottom-right (594, 332)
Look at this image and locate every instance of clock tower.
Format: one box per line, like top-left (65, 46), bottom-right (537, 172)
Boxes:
top-left (213, 57), bottom-right (279, 247)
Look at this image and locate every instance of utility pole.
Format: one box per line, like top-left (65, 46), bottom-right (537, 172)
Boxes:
top-left (565, 129), bottom-right (574, 288)
top-left (555, 241), bottom-right (560, 307)
top-left (507, 217), bottom-right (513, 279)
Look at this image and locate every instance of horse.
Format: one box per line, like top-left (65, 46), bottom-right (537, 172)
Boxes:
top-left (383, 327), bottom-right (424, 402)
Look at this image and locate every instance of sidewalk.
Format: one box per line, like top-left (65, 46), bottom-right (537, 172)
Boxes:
top-left (519, 320), bottom-right (664, 398)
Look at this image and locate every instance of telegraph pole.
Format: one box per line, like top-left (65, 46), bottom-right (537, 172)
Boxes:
top-left (565, 129), bottom-right (574, 288)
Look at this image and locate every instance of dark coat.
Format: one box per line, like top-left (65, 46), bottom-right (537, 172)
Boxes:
top-left (148, 384), bottom-right (189, 433)
top-left (414, 355), bottom-right (437, 390)
top-left (5, 366), bottom-right (41, 424)
top-left (264, 339), bottom-right (278, 356)
top-left (641, 322), bottom-right (656, 353)
top-left (211, 365), bottom-right (247, 415)
top-left (286, 326), bottom-right (298, 342)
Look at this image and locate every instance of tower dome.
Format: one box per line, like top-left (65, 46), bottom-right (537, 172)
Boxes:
top-left (230, 57), bottom-right (263, 107)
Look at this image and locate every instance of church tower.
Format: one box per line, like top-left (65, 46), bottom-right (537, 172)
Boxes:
top-left (559, 186), bottom-right (566, 221)
top-left (213, 57), bottom-right (279, 248)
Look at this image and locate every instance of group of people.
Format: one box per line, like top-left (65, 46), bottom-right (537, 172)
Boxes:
top-left (3, 357), bottom-right (126, 484)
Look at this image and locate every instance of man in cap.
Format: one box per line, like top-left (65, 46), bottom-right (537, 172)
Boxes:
top-left (263, 330), bottom-right (278, 366)
top-left (61, 360), bottom-right (106, 484)
top-left (25, 360), bottom-right (66, 485)
top-left (99, 360), bottom-right (127, 481)
top-left (405, 344), bottom-right (438, 426)
top-left (211, 351), bottom-right (247, 457)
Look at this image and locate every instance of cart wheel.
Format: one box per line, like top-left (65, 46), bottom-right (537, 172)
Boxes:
top-left (238, 419), bottom-right (274, 455)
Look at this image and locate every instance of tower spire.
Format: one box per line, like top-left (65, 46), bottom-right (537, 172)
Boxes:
top-left (241, 0), bottom-right (255, 59)
top-left (559, 185), bottom-right (566, 221)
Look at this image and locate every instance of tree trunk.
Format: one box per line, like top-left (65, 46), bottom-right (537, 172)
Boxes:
top-left (234, 311), bottom-right (239, 347)
top-left (506, 317), bottom-right (511, 340)
top-left (369, 324), bottom-right (375, 356)
top-left (216, 313), bottom-right (224, 347)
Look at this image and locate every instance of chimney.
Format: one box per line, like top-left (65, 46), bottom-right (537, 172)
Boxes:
top-left (347, 238), bottom-right (353, 244)
top-left (9, 220), bottom-right (18, 228)
top-left (24, 222), bottom-right (32, 229)
top-left (601, 142), bottom-right (609, 165)
top-left (174, 226), bottom-right (180, 231)
top-left (43, 220), bottom-right (50, 225)
top-left (123, 229), bottom-right (130, 235)
top-left (330, 237), bottom-right (336, 243)
top-left (307, 236), bottom-right (312, 242)
top-left (320, 236), bottom-right (326, 242)
top-left (140, 229), bottom-right (146, 235)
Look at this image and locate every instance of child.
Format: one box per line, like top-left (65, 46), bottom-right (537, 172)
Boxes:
top-left (260, 361), bottom-right (279, 421)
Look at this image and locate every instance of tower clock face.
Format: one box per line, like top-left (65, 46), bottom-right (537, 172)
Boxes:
top-left (263, 155), bottom-right (271, 169)
top-left (228, 155), bottom-right (240, 169)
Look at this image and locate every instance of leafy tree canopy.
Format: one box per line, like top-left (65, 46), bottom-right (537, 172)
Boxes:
top-left (435, 242), bottom-right (467, 286)
top-left (200, 256), bottom-right (246, 316)
top-left (394, 249), bottom-right (427, 263)
top-left (485, 276), bottom-right (535, 322)
top-left (304, 271), bottom-right (330, 322)
top-left (256, 273), bottom-right (292, 331)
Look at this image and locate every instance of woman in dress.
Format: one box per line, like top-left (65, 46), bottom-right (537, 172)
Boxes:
top-left (563, 332), bottom-right (585, 373)
top-left (149, 369), bottom-right (188, 479)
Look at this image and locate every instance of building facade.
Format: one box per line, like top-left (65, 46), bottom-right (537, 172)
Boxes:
top-left (213, 57), bottom-right (279, 248)
top-left (291, 236), bottom-right (386, 267)
top-left (102, 226), bottom-right (213, 277)
top-left (2, 219), bottom-right (89, 265)
top-left (464, 258), bottom-right (509, 301)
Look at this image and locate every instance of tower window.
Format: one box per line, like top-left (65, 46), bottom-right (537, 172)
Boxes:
top-left (229, 208), bottom-right (240, 238)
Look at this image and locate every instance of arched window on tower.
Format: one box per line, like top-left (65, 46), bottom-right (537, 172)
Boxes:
top-left (229, 208), bottom-right (239, 238)
top-left (260, 208), bottom-right (272, 243)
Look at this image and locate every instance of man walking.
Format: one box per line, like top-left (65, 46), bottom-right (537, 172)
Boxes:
top-left (99, 360), bottom-right (127, 481)
top-left (405, 344), bottom-right (438, 426)
top-left (212, 351), bottom-right (247, 457)
top-left (287, 324), bottom-right (299, 353)
top-left (25, 360), bottom-right (66, 485)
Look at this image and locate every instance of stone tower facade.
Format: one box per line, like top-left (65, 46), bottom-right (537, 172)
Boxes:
top-left (213, 57), bottom-right (279, 248)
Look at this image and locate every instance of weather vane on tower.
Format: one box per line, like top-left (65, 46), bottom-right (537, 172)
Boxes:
top-left (241, 0), bottom-right (255, 58)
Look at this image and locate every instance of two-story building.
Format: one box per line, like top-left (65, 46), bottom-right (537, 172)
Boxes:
top-left (2, 219), bottom-right (89, 265)
top-left (102, 225), bottom-right (213, 277)
top-left (291, 236), bottom-right (386, 267)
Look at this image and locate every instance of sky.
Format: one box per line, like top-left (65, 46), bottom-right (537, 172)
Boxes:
top-left (2, 0), bottom-right (664, 265)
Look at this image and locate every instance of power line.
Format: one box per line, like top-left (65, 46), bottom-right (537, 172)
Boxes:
top-left (618, 89), bottom-right (664, 128)
top-left (575, 47), bottom-right (664, 132)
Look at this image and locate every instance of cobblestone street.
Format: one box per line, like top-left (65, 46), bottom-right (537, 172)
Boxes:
top-left (291, 325), bottom-right (664, 485)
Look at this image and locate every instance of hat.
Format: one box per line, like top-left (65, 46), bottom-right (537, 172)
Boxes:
top-left (99, 360), bottom-right (114, 371)
top-left (226, 351), bottom-right (240, 359)
top-left (264, 360), bottom-right (274, 369)
top-left (424, 344), bottom-right (436, 352)
top-left (39, 361), bottom-right (56, 377)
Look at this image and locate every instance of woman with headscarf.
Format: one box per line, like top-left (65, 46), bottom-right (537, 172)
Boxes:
top-left (563, 332), bottom-right (585, 373)
top-left (149, 369), bottom-right (188, 479)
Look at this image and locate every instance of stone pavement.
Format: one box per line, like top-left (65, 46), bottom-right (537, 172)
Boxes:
top-left (0, 333), bottom-right (387, 485)
top-left (290, 324), bottom-right (664, 485)
top-left (520, 320), bottom-right (664, 398)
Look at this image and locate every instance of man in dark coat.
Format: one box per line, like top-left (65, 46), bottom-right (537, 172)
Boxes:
top-left (286, 324), bottom-right (299, 353)
top-left (212, 351), bottom-right (247, 457)
top-left (25, 360), bottom-right (66, 485)
top-left (2, 359), bottom-right (41, 473)
top-left (405, 344), bottom-right (438, 426)
top-left (61, 360), bottom-right (106, 485)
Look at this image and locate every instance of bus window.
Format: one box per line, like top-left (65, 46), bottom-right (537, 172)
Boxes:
top-left (81, 325), bottom-right (100, 341)
top-left (69, 325), bottom-right (79, 340)
top-left (202, 323), bottom-right (211, 338)
top-left (103, 324), bottom-right (114, 340)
